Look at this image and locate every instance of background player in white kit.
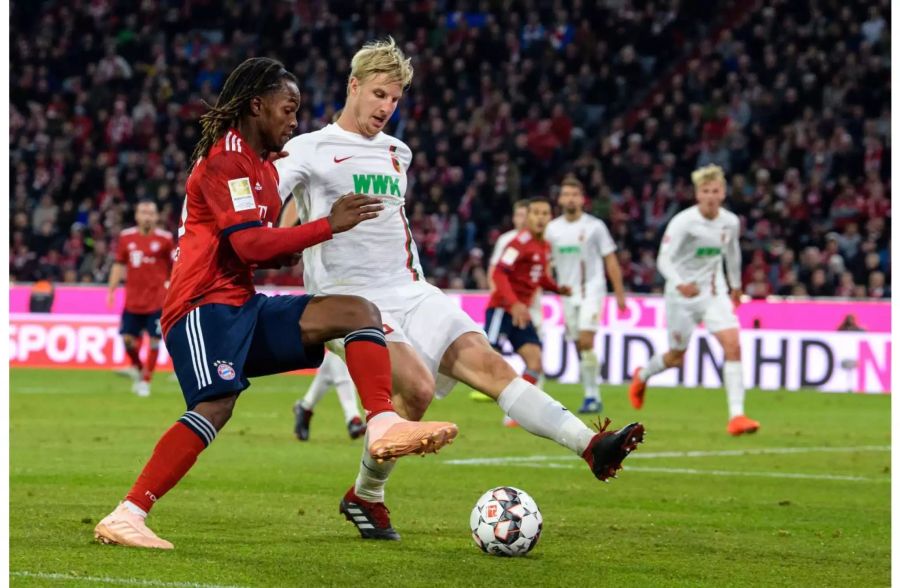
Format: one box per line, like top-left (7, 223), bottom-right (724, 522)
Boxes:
top-left (293, 352), bottom-right (366, 441)
top-left (276, 37), bottom-right (644, 540)
top-left (629, 164), bottom-right (760, 436)
top-left (545, 176), bottom-right (626, 414)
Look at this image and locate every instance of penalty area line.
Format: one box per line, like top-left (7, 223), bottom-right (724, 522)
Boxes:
top-left (10, 571), bottom-right (247, 588)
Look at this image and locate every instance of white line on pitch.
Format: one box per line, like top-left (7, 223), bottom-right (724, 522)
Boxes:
top-left (10, 571), bottom-right (246, 588)
top-left (442, 445), bottom-right (891, 465)
top-left (496, 463), bottom-right (886, 482)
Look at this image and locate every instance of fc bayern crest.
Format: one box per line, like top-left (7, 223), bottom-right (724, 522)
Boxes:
top-left (215, 361), bottom-right (236, 381)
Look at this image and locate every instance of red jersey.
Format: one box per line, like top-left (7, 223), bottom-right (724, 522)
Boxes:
top-left (488, 230), bottom-right (561, 310)
top-left (115, 227), bottom-right (174, 313)
top-left (161, 129), bottom-right (282, 336)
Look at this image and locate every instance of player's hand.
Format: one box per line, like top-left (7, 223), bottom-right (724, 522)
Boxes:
top-left (730, 288), bottom-right (743, 308)
top-left (106, 291), bottom-right (115, 309)
top-left (510, 303), bottom-right (532, 328)
top-left (558, 286), bottom-right (572, 297)
top-left (328, 193), bottom-right (385, 233)
top-left (616, 294), bottom-right (627, 313)
top-left (267, 150), bottom-right (289, 162)
top-left (677, 283), bottom-right (700, 298)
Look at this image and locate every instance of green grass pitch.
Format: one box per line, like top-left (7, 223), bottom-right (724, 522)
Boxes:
top-left (10, 368), bottom-right (890, 587)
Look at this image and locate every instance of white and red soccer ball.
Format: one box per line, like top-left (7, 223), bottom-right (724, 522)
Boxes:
top-left (470, 486), bottom-right (542, 557)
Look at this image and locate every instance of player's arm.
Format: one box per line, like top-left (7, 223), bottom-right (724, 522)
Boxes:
top-left (107, 262), bottom-right (125, 308)
top-left (538, 263), bottom-right (568, 296)
top-left (725, 217), bottom-right (743, 306)
top-left (107, 237), bottom-right (128, 308)
top-left (486, 235), bottom-right (509, 292)
top-left (657, 216), bottom-right (697, 297)
top-left (593, 222), bottom-right (626, 311)
top-left (603, 253), bottom-right (627, 311)
top-left (278, 195), bottom-right (300, 228)
top-left (206, 155), bottom-right (381, 266)
top-left (228, 193), bottom-right (382, 265)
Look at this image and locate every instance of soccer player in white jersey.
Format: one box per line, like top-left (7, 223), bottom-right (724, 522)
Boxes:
top-left (545, 176), bottom-right (626, 415)
top-left (276, 37), bottom-right (644, 541)
top-left (293, 352), bottom-right (366, 441)
top-left (629, 164), bottom-right (760, 436)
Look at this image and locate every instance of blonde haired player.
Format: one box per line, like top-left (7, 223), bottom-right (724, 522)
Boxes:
top-left (629, 165), bottom-right (759, 436)
top-left (545, 177), bottom-right (626, 414)
top-left (277, 37), bottom-right (644, 540)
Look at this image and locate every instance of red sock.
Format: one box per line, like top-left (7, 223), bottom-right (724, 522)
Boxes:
top-left (343, 328), bottom-right (394, 421)
top-left (143, 345), bottom-right (160, 381)
top-left (523, 370), bottom-right (539, 385)
top-left (125, 341), bottom-right (143, 371)
top-left (125, 412), bottom-right (215, 513)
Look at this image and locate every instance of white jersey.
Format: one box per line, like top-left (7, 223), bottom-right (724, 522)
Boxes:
top-left (545, 213), bottom-right (616, 299)
top-left (275, 124), bottom-right (423, 294)
top-left (657, 205), bottom-right (741, 296)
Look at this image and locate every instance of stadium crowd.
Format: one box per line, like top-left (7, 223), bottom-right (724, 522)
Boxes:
top-left (9, 0), bottom-right (890, 298)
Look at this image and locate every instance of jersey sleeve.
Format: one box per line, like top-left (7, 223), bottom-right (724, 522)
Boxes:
top-left (724, 215), bottom-right (742, 289)
top-left (274, 136), bottom-right (313, 204)
top-left (657, 214), bottom-right (688, 284)
top-left (591, 220), bottom-right (617, 257)
top-left (114, 235), bottom-right (128, 264)
top-left (203, 154), bottom-right (264, 237)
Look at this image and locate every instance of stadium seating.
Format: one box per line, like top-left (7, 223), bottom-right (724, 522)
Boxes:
top-left (9, 0), bottom-right (889, 297)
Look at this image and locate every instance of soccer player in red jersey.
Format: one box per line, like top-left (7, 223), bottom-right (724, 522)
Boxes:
top-left (485, 198), bottom-right (571, 386)
top-left (94, 58), bottom-right (458, 550)
top-left (107, 200), bottom-right (174, 397)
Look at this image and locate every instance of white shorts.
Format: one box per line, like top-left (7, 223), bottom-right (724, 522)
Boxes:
top-left (664, 290), bottom-right (740, 350)
top-left (326, 281), bottom-right (483, 398)
top-left (562, 292), bottom-right (604, 339)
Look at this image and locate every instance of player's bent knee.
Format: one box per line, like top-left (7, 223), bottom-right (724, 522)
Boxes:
top-left (193, 394), bottom-right (238, 431)
top-left (665, 350), bottom-right (686, 368)
top-left (344, 296), bottom-right (382, 328)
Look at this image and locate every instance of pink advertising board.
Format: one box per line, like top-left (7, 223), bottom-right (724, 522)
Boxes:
top-left (9, 285), bottom-right (891, 332)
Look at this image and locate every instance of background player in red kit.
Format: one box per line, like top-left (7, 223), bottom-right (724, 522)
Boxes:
top-left (93, 57), bottom-right (457, 550)
top-left (486, 198), bottom-right (571, 389)
top-left (107, 200), bottom-right (174, 397)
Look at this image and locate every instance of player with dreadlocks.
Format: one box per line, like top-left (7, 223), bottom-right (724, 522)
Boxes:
top-left (93, 57), bottom-right (458, 550)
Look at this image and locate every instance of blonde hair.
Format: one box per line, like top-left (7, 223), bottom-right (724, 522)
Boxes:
top-left (348, 37), bottom-right (413, 93)
top-left (691, 164), bottom-right (726, 187)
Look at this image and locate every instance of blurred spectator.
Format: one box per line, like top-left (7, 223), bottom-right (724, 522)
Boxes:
top-left (8, 0), bottom-right (890, 299)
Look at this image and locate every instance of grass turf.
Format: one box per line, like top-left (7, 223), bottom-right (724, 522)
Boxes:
top-left (10, 368), bottom-right (890, 587)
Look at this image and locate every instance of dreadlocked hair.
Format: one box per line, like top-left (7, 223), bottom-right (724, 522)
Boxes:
top-left (190, 57), bottom-right (297, 165)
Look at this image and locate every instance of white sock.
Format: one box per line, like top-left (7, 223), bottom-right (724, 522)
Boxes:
top-left (537, 372), bottom-right (546, 389)
top-left (354, 429), bottom-right (398, 502)
top-left (122, 500), bottom-right (147, 518)
top-left (335, 379), bottom-right (361, 423)
top-left (497, 377), bottom-right (594, 455)
top-left (639, 354), bottom-right (667, 382)
top-left (724, 360), bottom-right (745, 418)
top-left (580, 350), bottom-right (600, 401)
top-left (301, 372), bottom-right (331, 411)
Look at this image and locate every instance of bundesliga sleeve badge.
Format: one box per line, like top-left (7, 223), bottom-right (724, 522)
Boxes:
top-left (228, 177), bottom-right (256, 212)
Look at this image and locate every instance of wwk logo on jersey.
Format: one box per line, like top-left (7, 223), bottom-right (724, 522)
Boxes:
top-left (353, 174), bottom-right (401, 197)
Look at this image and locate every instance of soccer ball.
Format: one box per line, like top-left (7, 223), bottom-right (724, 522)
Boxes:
top-left (469, 486), bottom-right (542, 556)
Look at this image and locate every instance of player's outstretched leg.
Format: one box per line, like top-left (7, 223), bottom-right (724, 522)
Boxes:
top-left (443, 333), bottom-right (644, 482)
top-left (300, 296), bottom-right (457, 461)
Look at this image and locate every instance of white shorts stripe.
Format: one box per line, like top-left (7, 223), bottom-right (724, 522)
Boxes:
top-left (487, 309), bottom-right (504, 344)
top-left (192, 308), bottom-right (213, 385)
top-left (185, 310), bottom-right (204, 389)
